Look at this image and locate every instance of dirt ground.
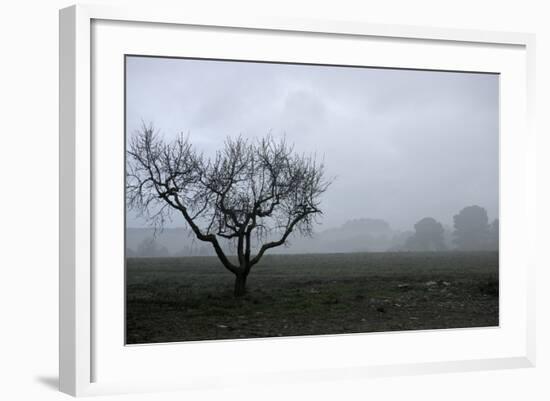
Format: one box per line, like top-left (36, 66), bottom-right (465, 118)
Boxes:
top-left (126, 251), bottom-right (499, 344)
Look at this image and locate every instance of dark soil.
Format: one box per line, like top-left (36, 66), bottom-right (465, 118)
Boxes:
top-left (126, 251), bottom-right (498, 344)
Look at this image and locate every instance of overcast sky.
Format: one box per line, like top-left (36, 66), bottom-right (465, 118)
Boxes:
top-left (126, 56), bottom-right (499, 232)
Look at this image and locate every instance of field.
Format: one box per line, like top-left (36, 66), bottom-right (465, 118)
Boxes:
top-left (126, 252), bottom-right (499, 344)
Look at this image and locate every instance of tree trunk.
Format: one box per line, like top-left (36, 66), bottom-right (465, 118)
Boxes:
top-left (234, 273), bottom-right (248, 297)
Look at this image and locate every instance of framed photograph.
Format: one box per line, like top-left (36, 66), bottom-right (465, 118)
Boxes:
top-left (59, 4), bottom-right (536, 397)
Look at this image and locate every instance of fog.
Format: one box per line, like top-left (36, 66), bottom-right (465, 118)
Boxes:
top-left (126, 56), bottom-right (499, 245)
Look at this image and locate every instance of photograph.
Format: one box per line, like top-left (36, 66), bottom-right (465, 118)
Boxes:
top-left (125, 55), bottom-right (499, 344)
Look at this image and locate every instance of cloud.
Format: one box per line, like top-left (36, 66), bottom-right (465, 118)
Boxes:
top-left (126, 56), bottom-right (499, 231)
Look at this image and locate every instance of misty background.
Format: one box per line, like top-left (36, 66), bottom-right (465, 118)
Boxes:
top-left (125, 56), bottom-right (499, 256)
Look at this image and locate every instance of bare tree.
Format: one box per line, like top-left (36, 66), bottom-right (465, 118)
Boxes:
top-left (127, 124), bottom-right (331, 296)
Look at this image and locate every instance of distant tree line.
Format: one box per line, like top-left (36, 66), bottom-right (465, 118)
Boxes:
top-left (126, 237), bottom-right (215, 258)
top-left (402, 205), bottom-right (498, 252)
top-left (127, 205), bottom-right (498, 256)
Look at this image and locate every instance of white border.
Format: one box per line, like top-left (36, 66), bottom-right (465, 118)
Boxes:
top-left (59, 4), bottom-right (536, 397)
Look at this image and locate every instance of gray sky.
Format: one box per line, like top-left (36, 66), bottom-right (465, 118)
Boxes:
top-left (126, 56), bottom-right (499, 232)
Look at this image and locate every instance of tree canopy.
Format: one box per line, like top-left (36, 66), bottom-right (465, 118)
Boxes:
top-left (404, 217), bottom-right (446, 251)
top-left (453, 205), bottom-right (491, 251)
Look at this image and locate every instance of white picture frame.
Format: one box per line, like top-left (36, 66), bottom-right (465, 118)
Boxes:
top-left (59, 4), bottom-right (536, 397)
